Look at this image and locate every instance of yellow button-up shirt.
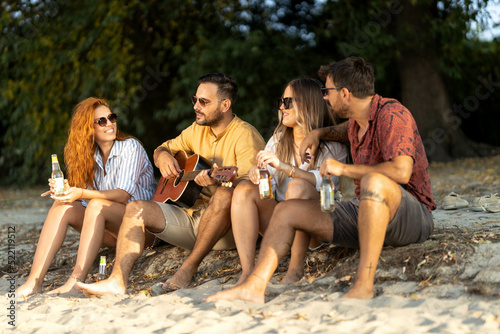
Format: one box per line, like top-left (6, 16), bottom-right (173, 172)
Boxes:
top-left (155, 114), bottom-right (265, 215)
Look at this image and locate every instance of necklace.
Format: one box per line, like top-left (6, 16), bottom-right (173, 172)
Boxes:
top-left (293, 142), bottom-right (300, 149)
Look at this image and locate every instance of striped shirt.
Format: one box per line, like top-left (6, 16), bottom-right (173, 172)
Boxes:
top-left (84, 138), bottom-right (156, 205)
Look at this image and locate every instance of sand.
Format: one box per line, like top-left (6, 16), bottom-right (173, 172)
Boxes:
top-left (2, 156), bottom-right (500, 333)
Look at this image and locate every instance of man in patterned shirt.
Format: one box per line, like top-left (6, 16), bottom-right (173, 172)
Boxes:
top-left (206, 57), bottom-right (436, 303)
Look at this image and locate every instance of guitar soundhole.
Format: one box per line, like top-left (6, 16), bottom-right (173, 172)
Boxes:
top-left (174, 170), bottom-right (185, 187)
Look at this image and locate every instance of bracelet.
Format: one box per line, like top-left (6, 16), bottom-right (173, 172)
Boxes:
top-left (288, 165), bottom-right (296, 178)
top-left (69, 275), bottom-right (84, 283)
top-left (79, 188), bottom-right (84, 199)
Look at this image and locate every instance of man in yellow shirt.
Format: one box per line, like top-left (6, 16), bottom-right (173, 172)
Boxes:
top-left (77, 73), bottom-right (265, 296)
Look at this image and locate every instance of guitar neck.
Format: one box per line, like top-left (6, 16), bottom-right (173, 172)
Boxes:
top-left (181, 169), bottom-right (209, 182)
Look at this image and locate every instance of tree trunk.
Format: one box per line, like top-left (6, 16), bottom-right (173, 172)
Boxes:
top-left (395, 0), bottom-right (478, 162)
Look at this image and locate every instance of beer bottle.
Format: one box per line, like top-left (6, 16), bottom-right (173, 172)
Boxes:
top-left (51, 154), bottom-right (65, 196)
top-left (258, 168), bottom-right (273, 200)
top-left (320, 175), bottom-right (335, 212)
top-left (98, 256), bottom-right (107, 281)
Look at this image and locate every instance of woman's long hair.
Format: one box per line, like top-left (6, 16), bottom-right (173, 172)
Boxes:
top-left (273, 78), bottom-right (339, 188)
top-left (63, 97), bottom-right (133, 189)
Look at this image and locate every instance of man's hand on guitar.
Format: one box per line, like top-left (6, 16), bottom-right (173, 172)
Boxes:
top-left (194, 163), bottom-right (220, 187)
top-left (158, 151), bottom-right (182, 179)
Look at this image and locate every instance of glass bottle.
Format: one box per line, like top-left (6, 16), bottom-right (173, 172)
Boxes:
top-left (98, 256), bottom-right (107, 281)
top-left (320, 175), bottom-right (335, 212)
top-left (258, 168), bottom-right (273, 200)
top-left (51, 154), bottom-right (65, 196)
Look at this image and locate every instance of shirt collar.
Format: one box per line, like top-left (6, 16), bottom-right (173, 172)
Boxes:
top-left (368, 94), bottom-right (381, 122)
top-left (93, 140), bottom-right (118, 168)
top-left (212, 114), bottom-right (238, 140)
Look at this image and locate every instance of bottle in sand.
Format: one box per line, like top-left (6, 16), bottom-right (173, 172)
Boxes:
top-left (98, 256), bottom-right (107, 281)
top-left (51, 154), bottom-right (65, 196)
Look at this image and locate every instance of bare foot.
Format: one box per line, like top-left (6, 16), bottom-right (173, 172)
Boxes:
top-left (13, 283), bottom-right (41, 299)
top-left (235, 272), bottom-right (251, 286)
top-left (161, 268), bottom-right (194, 292)
top-left (281, 269), bottom-right (303, 284)
top-left (341, 285), bottom-right (373, 299)
top-left (47, 279), bottom-right (82, 295)
top-left (76, 278), bottom-right (126, 298)
top-left (204, 275), bottom-right (266, 304)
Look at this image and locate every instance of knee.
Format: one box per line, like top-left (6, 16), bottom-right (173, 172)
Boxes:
top-left (272, 201), bottom-right (296, 227)
top-left (285, 178), bottom-right (313, 199)
top-left (232, 180), bottom-right (257, 205)
top-left (123, 200), bottom-right (149, 221)
top-left (86, 198), bottom-right (107, 212)
top-left (209, 186), bottom-right (234, 210)
top-left (360, 172), bottom-right (389, 191)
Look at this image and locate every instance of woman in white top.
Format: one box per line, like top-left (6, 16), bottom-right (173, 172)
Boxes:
top-left (231, 78), bottom-right (347, 284)
top-left (15, 97), bottom-right (156, 297)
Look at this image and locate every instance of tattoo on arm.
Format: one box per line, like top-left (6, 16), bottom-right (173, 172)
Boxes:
top-left (359, 188), bottom-right (388, 207)
top-left (321, 122), bottom-right (349, 145)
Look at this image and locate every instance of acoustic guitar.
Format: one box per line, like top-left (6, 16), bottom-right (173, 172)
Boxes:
top-left (152, 150), bottom-right (238, 208)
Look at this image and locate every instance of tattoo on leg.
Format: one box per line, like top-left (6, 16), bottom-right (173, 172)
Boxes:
top-left (367, 262), bottom-right (374, 277)
top-left (251, 273), bottom-right (266, 282)
top-left (360, 188), bottom-right (388, 207)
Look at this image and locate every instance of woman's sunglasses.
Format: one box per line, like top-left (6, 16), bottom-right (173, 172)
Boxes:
top-left (277, 97), bottom-right (294, 110)
top-left (94, 113), bottom-right (118, 127)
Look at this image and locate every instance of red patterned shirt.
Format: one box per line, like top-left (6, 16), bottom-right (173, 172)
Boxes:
top-left (348, 94), bottom-right (436, 212)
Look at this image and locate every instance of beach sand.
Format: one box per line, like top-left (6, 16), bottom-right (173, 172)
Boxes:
top-left (1, 156), bottom-right (500, 333)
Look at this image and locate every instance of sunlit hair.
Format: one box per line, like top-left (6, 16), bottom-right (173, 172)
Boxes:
top-left (272, 77), bottom-right (338, 187)
top-left (198, 73), bottom-right (238, 106)
top-left (318, 56), bottom-right (375, 98)
top-left (63, 97), bottom-right (133, 189)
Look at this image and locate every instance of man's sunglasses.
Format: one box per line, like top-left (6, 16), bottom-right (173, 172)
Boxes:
top-left (94, 113), bottom-right (118, 127)
top-left (321, 87), bottom-right (342, 97)
top-left (277, 97), bottom-right (294, 110)
top-left (191, 96), bottom-right (224, 108)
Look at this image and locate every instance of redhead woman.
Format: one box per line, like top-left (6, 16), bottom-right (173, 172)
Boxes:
top-left (231, 78), bottom-right (347, 284)
top-left (15, 97), bottom-right (156, 297)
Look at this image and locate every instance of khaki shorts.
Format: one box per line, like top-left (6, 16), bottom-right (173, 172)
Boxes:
top-left (329, 186), bottom-right (434, 249)
top-left (149, 201), bottom-right (236, 251)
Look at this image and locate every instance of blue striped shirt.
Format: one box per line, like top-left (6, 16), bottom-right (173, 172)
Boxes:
top-left (84, 138), bottom-right (156, 205)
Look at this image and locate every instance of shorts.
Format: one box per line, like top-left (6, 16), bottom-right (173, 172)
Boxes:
top-left (329, 186), bottom-right (434, 249)
top-left (148, 201), bottom-right (236, 251)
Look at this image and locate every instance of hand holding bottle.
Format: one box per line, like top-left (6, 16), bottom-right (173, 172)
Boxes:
top-left (248, 165), bottom-right (261, 185)
top-left (256, 150), bottom-right (281, 169)
top-left (51, 181), bottom-right (83, 203)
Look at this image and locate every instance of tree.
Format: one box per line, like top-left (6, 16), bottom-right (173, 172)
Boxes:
top-left (0, 0), bottom-right (320, 185)
top-left (315, 0), bottom-right (498, 161)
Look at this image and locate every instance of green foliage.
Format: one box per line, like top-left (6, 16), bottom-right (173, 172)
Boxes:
top-left (0, 0), bottom-right (498, 185)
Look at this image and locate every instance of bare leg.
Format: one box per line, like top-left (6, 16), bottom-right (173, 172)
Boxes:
top-left (162, 186), bottom-right (236, 291)
top-left (76, 200), bottom-right (165, 297)
top-left (230, 181), bottom-right (277, 285)
top-left (342, 172), bottom-right (401, 299)
top-left (15, 201), bottom-right (85, 298)
top-left (205, 199), bottom-right (333, 303)
top-left (49, 199), bottom-right (126, 295)
top-left (281, 179), bottom-right (320, 284)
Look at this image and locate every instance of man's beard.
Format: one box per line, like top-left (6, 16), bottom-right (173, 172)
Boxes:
top-left (196, 106), bottom-right (224, 127)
